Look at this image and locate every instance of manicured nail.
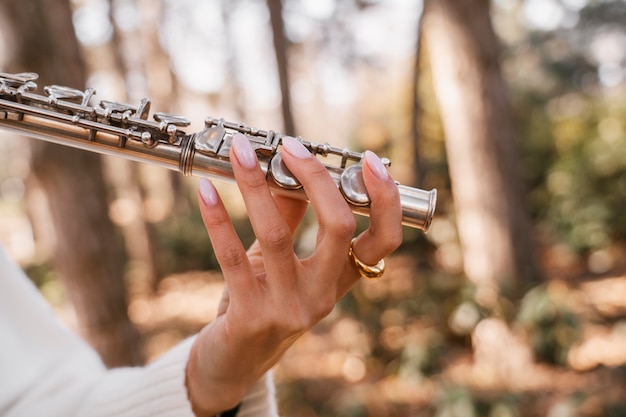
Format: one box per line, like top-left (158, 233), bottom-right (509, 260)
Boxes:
top-left (232, 133), bottom-right (257, 169)
top-left (364, 150), bottom-right (389, 180)
top-left (282, 136), bottom-right (312, 159)
top-left (199, 178), bottom-right (219, 206)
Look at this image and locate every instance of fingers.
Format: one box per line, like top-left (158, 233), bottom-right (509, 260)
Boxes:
top-left (272, 195), bottom-right (308, 234)
top-left (200, 135), bottom-right (309, 289)
top-left (197, 178), bottom-right (253, 293)
top-left (245, 196), bottom-right (307, 277)
top-left (229, 134), bottom-right (299, 282)
top-left (203, 132), bottom-right (402, 305)
top-left (280, 137), bottom-right (356, 265)
top-left (352, 150), bottom-right (403, 265)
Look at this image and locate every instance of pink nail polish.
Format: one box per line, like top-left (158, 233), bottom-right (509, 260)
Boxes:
top-left (199, 178), bottom-right (219, 206)
top-left (282, 136), bottom-right (312, 159)
top-left (364, 150), bottom-right (389, 180)
top-left (232, 133), bottom-right (257, 169)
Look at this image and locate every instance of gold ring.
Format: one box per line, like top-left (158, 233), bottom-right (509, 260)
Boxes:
top-left (348, 238), bottom-right (386, 279)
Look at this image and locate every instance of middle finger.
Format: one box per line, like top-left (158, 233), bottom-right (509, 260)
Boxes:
top-left (280, 137), bottom-right (356, 280)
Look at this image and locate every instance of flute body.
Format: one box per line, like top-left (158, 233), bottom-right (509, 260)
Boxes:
top-left (0, 72), bottom-right (436, 231)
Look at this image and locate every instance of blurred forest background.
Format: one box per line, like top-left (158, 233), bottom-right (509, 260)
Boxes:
top-left (2, 0), bottom-right (626, 416)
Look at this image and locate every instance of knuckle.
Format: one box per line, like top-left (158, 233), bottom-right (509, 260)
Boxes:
top-left (203, 212), bottom-right (230, 231)
top-left (218, 244), bottom-right (247, 270)
top-left (261, 225), bottom-right (292, 253)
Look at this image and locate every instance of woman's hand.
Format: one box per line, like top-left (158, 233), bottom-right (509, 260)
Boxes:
top-left (185, 134), bottom-right (402, 416)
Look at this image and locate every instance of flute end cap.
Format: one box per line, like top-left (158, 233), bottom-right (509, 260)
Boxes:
top-left (421, 188), bottom-right (437, 233)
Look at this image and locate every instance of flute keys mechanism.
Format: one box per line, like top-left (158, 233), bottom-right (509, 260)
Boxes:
top-left (153, 112), bottom-right (191, 128)
top-left (0, 71), bottom-right (437, 230)
top-left (100, 100), bottom-right (139, 118)
top-left (194, 125), bottom-right (227, 156)
top-left (153, 112), bottom-right (191, 144)
top-left (340, 164), bottom-right (370, 206)
top-left (0, 72), bottom-right (38, 89)
top-left (45, 85), bottom-right (94, 105)
top-left (269, 151), bottom-right (302, 190)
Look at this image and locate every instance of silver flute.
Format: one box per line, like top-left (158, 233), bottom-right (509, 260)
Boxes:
top-left (0, 72), bottom-right (436, 231)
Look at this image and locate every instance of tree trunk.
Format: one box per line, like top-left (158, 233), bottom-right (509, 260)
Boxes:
top-left (266, 0), bottom-right (296, 135)
top-left (0, 0), bottom-right (144, 367)
top-left (222, 0), bottom-right (247, 121)
top-left (105, 0), bottom-right (161, 293)
top-left (410, 5), bottom-right (426, 189)
top-left (422, 0), bottom-right (537, 304)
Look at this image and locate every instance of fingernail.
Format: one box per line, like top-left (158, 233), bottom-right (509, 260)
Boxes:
top-left (282, 136), bottom-right (312, 159)
top-left (364, 150), bottom-right (389, 180)
top-left (199, 178), bottom-right (219, 206)
top-left (232, 133), bottom-right (257, 169)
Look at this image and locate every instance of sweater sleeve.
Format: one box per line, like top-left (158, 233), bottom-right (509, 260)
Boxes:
top-left (0, 246), bottom-right (279, 417)
top-left (74, 337), bottom-right (279, 417)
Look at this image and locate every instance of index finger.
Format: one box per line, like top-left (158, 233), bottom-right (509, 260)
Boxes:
top-left (229, 134), bottom-right (299, 282)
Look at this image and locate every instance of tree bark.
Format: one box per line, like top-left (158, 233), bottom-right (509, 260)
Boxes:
top-left (105, 0), bottom-right (161, 293)
top-left (422, 0), bottom-right (537, 303)
top-left (266, 0), bottom-right (297, 135)
top-left (410, 6), bottom-right (426, 189)
top-left (0, 0), bottom-right (143, 367)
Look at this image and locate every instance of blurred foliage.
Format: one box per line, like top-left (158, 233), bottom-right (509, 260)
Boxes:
top-left (516, 282), bottom-right (580, 365)
top-left (136, 2), bottom-right (626, 414)
top-left (271, 1), bottom-right (626, 415)
top-left (508, 1), bottom-right (626, 254)
top-left (5, 0), bottom-right (626, 415)
top-left (433, 386), bottom-right (523, 417)
top-left (151, 188), bottom-right (220, 275)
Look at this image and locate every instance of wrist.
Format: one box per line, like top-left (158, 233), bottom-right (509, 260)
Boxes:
top-left (185, 336), bottom-right (248, 417)
top-left (216, 404), bottom-right (241, 417)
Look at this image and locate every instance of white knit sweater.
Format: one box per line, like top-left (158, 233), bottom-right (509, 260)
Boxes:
top-left (0, 246), bottom-right (278, 417)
